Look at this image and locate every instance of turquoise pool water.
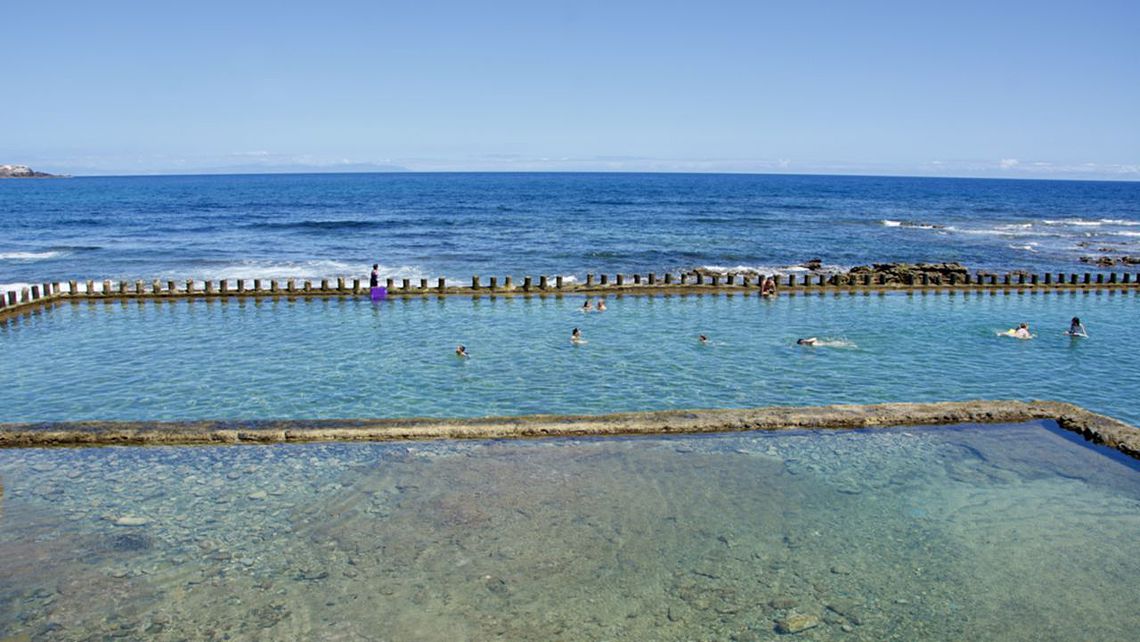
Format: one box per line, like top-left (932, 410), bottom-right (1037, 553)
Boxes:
top-left (1, 422), bottom-right (1137, 640)
top-left (2, 291), bottom-right (1138, 425)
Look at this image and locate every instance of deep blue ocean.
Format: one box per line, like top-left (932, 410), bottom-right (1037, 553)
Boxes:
top-left (2, 173), bottom-right (1138, 292)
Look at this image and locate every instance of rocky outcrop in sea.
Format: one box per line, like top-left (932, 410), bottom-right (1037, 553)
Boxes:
top-left (0, 164), bottom-right (61, 178)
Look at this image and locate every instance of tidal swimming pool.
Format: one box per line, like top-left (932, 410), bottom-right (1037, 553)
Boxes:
top-left (3, 291), bottom-right (1139, 425)
top-left (1, 421), bottom-right (1137, 641)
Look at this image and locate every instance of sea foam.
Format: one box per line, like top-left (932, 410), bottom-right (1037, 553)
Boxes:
top-left (0, 251), bottom-right (63, 261)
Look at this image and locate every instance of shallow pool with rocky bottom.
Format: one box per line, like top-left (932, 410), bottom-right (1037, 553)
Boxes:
top-left (1, 420), bottom-right (1136, 641)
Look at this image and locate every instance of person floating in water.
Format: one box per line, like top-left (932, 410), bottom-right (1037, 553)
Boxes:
top-left (370, 264), bottom-right (380, 288)
top-left (796, 337), bottom-right (817, 346)
top-left (581, 299), bottom-right (592, 312)
top-left (1066, 317), bottom-right (1088, 337)
top-left (699, 334), bottom-right (709, 344)
top-left (596, 298), bottom-right (607, 312)
top-left (455, 345), bottom-right (469, 358)
top-left (1011, 323), bottom-right (1034, 340)
top-left (571, 327), bottom-right (586, 344)
top-left (761, 277), bottom-right (778, 297)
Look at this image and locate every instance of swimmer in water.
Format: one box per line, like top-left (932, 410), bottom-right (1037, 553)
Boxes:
top-left (581, 300), bottom-right (592, 312)
top-left (1066, 316), bottom-right (1088, 337)
top-left (699, 334), bottom-right (709, 344)
top-left (571, 327), bottom-right (585, 344)
top-left (761, 277), bottom-right (778, 297)
top-left (1012, 322), bottom-right (1033, 340)
top-left (455, 345), bottom-right (469, 358)
top-left (596, 298), bottom-right (607, 312)
top-left (796, 337), bottom-right (818, 346)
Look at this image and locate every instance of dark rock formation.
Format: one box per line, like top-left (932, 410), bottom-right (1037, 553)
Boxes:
top-left (847, 262), bottom-right (968, 285)
top-left (1081, 255), bottom-right (1140, 267)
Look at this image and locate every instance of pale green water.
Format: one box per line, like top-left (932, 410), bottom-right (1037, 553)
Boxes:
top-left (1, 422), bottom-right (1137, 641)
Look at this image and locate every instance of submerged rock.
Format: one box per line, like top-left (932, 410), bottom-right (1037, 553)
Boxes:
top-left (775, 613), bottom-right (820, 634)
top-left (110, 532), bottom-right (153, 552)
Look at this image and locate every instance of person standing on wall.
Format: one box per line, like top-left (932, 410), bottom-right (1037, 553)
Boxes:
top-left (370, 264), bottom-right (380, 288)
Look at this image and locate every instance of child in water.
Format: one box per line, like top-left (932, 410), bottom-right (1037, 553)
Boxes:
top-left (596, 298), bottom-right (607, 312)
top-left (1012, 323), bottom-right (1033, 340)
top-left (455, 345), bottom-right (469, 358)
top-left (699, 334), bottom-right (709, 344)
top-left (571, 328), bottom-right (585, 344)
top-left (581, 300), bottom-right (592, 312)
top-left (1066, 317), bottom-right (1088, 337)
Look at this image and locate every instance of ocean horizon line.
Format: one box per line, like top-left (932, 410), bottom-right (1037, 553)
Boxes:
top-left (11, 168), bottom-right (1139, 184)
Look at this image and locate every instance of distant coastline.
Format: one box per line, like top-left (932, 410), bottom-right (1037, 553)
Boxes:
top-left (0, 164), bottom-right (67, 178)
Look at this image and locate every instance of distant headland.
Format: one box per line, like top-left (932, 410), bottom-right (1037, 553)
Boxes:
top-left (0, 164), bottom-right (66, 178)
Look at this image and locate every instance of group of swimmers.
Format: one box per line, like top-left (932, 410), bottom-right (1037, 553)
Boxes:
top-left (1000, 317), bottom-right (1088, 340)
top-left (455, 299), bottom-right (1090, 358)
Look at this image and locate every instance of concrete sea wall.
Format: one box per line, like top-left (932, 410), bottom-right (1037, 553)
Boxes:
top-left (1, 400), bottom-right (1137, 459)
top-left (2, 269), bottom-right (1139, 322)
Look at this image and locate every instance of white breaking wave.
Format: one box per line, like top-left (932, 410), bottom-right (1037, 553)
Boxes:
top-left (1041, 218), bottom-right (1140, 227)
top-left (159, 260), bottom-right (430, 283)
top-left (950, 228), bottom-right (1028, 237)
top-left (1043, 219), bottom-right (1101, 226)
top-left (1009, 243), bottom-right (1039, 252)
top-left (1111, 231), bottom-right (1140, 238)
top-left (0, 251), bottom-right (63, 261)
top-left (880, 220), bottom-right (941, 230)
top-left (698, 263), bottom-right (845, 276)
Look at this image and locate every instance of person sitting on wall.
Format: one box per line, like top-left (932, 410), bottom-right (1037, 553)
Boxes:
top-left (762, 277), bottom-right (778, 297)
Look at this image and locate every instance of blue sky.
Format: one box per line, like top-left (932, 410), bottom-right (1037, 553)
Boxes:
top-left (3, 0), bottom-right (1138, 178)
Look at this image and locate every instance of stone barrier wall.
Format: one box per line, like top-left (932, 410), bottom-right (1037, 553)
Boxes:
top-left (0, 400), bottom-right (1136, 458)
top-left (2, 270), bottom-right (1138, 321)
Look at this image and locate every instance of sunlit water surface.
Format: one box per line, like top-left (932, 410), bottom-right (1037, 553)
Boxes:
top-left (0, 422), bottom-right (1137, 641)
top-left (2, 291), bottom-right (1139, 424)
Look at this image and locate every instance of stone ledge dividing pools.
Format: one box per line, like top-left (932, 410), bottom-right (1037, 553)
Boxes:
top-left (1, 400), bottom-right (1136, 459)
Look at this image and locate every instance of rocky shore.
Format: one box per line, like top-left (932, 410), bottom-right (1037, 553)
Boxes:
top-left (692, 261), bottom-right (973, 285)
top-left (1080, 255), bottom-right (1140, 267)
